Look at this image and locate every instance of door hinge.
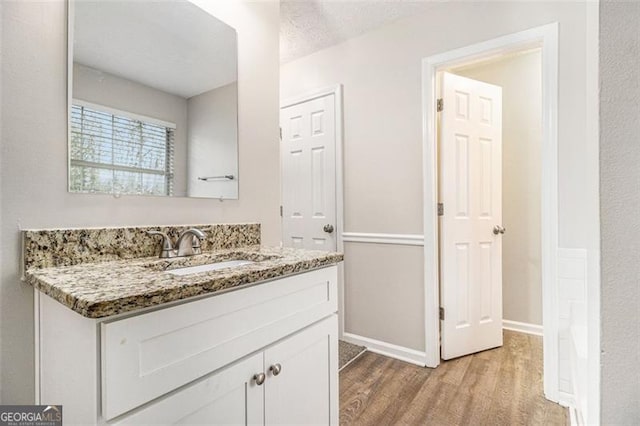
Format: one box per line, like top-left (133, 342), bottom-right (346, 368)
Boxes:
top-left (437, 203), bottom-right (444, 216)
top-left (437, 98), bottom-right (443, 112)
top-left (439, 307), bottom-right (445, 320)
top-left (280, 205), bottom-right (283, 217)
top-left (279, 127), bottom-right (282, 141)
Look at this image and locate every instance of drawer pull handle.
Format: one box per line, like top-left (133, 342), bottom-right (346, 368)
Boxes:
top-left (253, 372), bottom-right (266, 385)
top-left (270, 363), bottom-right (282, 376)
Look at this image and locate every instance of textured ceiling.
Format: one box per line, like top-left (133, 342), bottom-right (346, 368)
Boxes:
top-left (280, 0), bottom-right (436, 63)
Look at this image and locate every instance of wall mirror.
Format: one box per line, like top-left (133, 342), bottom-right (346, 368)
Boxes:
top-left (68, 1), bottom-right (239, 199)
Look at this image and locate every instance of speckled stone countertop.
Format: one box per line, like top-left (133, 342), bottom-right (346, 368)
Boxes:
top-left (23, 223), bottom-right (261, 269)
top-left (25, 245), bottom-right (343, 319)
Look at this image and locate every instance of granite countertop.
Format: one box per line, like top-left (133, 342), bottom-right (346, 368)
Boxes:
top-left (25, 246), bottom-right (343, 319)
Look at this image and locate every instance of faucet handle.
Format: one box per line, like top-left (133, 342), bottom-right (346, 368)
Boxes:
top-left (147, 231), bottom-right (175, 258)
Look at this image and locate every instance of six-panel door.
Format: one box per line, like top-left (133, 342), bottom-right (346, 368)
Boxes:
top-left (439, 72), bottom-right (504, 360)
top-left (280, 94), bottom-right (337, 251)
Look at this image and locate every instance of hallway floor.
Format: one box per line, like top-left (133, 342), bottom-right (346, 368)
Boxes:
top-left (339, 330), bottom-right (568, 426)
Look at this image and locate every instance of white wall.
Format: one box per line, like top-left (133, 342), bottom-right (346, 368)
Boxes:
top-left (0, 0), bottom-right (280, 403)
top-left (557, 248), bottom-right (588, 398)
top-left (454, 50), bottom-right (543, 326)
top-left (187, 82), bottom-right (239, 199)
top-left (282, 2), bottom-right (597, 354)
top-left (73, 63), bottom-right (189, 195)
top-left (599, 0), bottom-right (640, 423)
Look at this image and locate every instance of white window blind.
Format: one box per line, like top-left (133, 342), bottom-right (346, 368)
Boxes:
top-left (69, 104), bottom-right (175, 196)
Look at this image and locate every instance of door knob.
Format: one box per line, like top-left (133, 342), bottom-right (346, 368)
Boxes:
top-left (269, 363), bottom-right (282, 376)
top-left (323, 224), bottom-right (334, 234)
top-left (493, 225), bottom-right (506, 235)
top-left (253, 372), bottom-right (266, 385)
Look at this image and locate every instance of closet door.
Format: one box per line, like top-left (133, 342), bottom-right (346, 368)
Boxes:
top-left (280, 94), bottom-right (337, 251)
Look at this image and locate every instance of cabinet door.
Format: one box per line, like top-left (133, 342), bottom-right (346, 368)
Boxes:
top-left (112, 352), bottom-right (264, 425)
top-left (264, 315), bottom-right (338, 425)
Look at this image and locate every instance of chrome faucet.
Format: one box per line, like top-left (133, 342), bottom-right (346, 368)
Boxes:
top-left (175, 228), bottom-right (206, 256)
top-left (147, 228), bottom-right (206, 258)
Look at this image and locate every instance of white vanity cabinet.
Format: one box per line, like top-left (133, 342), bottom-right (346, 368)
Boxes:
top-left (35, 266), bottom-right (339, 425)
top-left (114, 317), bottom-right (337, 426)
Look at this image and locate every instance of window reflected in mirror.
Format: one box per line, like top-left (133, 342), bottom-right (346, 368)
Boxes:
top-left (69, 1), bottom-right (239, 199)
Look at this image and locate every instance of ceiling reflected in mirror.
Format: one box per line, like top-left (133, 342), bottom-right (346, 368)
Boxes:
top-left (69, 1), bottom-right (239, 199)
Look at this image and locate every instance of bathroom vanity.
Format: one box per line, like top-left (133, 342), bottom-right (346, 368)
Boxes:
top-left (24, 224), bottom-right (342, 425)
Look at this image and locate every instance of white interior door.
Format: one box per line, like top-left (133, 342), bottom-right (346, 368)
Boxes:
top-left (439, 72), bottom-right (503, 360)
top-left (281, 94), bottom-right (337, 251)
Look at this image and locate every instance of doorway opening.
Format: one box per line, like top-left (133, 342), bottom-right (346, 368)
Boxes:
top-left (438, 47), bottom-right (543, 361)
top-left (422, 23), bottom-right (560, 403)
top-left (450, 47), bottom-right (544, 339)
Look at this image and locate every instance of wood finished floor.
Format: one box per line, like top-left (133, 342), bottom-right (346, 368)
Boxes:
top-left (339, 331), bottom-right (568, 426)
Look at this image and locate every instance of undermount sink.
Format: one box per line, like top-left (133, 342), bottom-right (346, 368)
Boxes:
top-left (167, 260), bottom-right (255, 276)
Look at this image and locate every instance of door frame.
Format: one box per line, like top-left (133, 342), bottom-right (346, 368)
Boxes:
top-left (280, 84), bottom-right (345, 336)
top-left (421, 24), bottom-right (560, 401)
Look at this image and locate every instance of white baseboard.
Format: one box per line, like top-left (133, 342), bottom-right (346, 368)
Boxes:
top-left (569, 406), bottom-right (578, 426)
top-left (503, 319), bottom-right (544, 336)
top-left (560, 390), bottom-right (581, 426)
top-left (557, 390), bottom-right (574, 407)
top-left (342, 332), bottom-right (426, 367)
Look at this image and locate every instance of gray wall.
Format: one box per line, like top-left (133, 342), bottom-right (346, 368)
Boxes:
top-left (282, 1), bottom-right (595, 353)
top-left (344, 243), bottom-right (425, 349)
top-left (73, 63), bottom-right (189, 195)
top-left (599, 0), bottom-right (640, 423)
top-left (0, 0), bottom-right (280, 403)
top-left (455, 51), bottom-right (543, 326)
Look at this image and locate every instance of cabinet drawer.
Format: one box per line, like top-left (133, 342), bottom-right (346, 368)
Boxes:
top-left (101, 266), bottom-right (337, 420)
